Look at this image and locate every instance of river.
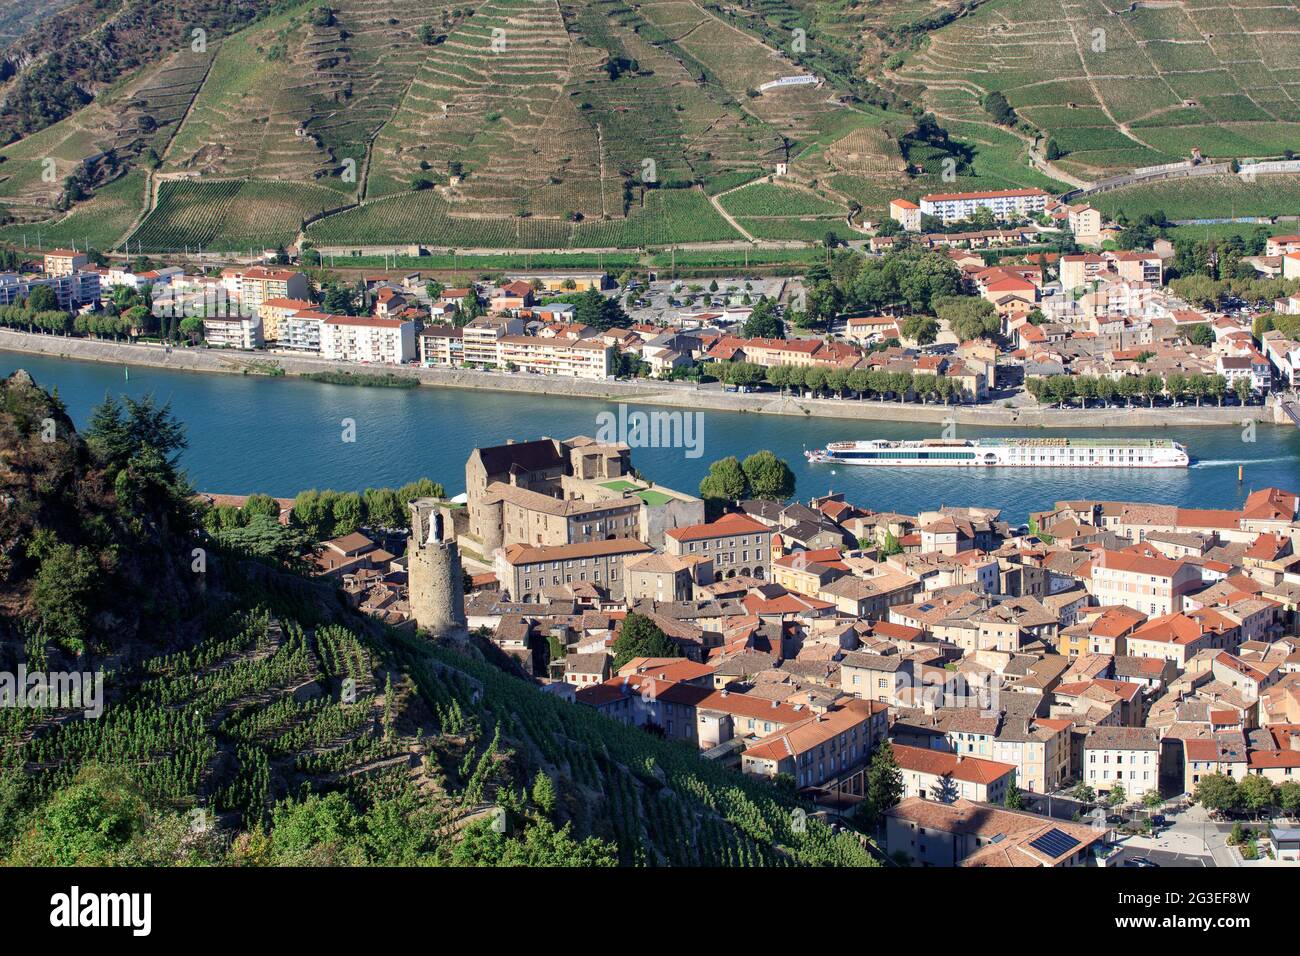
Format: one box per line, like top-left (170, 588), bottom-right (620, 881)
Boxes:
top-left (5, 353), bottom-right (1298, 521)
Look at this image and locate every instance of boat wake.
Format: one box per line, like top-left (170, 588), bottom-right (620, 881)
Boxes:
top-left (1190, 457), bottom-right (1293, 468)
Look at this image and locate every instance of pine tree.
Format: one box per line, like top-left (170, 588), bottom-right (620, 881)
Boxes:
top-left (532, 771), bottom-right (557, 817)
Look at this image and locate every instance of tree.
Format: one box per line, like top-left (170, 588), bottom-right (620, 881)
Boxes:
top-left (698, 456), bottom-right (748, 509)
top-left (742, 298), bottom-right (782, 338)
top-left (29, 531), bottom-right (101, 655)
top-left (901, 313), bottom-right (939, 345)
top-left (862, 742), bottom-right (903, 827)
top-left (1070, 782), bottom-right (1095, 804)
top-left (935, 295), bottom-right (999, 342)
top-left (1278, 780), bottom-right (1300, 815)
top-left (419, 23), bottom-right (436, 44)
top-left (459, 291), bottom-right (483, 323)
top-left (1194, 773), bottom-right (1240, 815)
top-left (331, 492), bottom-right (364, 537)
top-left (1106, 784), bottom-right (1127, 807)
top-left (741, 450), bottom-right (795, 501)
top-left (1139, 373), bottom-right (1164, 408)
top-left (982, 90), bottom-right (1016, 126)
top-left (1141, 789), bottom-right (1164, 810)
top-left (7, 766), bottom-right (150, 865)
top-left (214, 515), bottom-right (310, 565)
top-left (1234, 375), bottom-right (1253, 405)
top-left (1239, 774), bottom-right (1276, 815)
top-left (611, 612), bottom-right (680, 669)
top-left (572, 287), bottom-right (630, 331)
top-left (26, 285), bottom-right (58, 312)
top-left (532, 771), bottom-right (557, 817)
top-left (1004, 781), bottom-right (1025, 810)
top-left (179, 316), bottom-right (204, 344)
top-left (362, 487), bottom-right (404, 529)
top-left (1185, 323), bottom-right (1214, 347)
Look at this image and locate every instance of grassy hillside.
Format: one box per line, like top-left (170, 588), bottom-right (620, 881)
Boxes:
top-left (0, 369), bottom-right (877, 867)
top-left (894, 0), bottom-right (1300, 180)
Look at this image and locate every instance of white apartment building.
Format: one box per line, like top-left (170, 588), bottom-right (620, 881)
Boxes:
top-left (1082, 727), bottom-right (1160, 801)
top-left (202, 314), bottom-right (263, 349)
top-left (0, 271), bottom-right (101, 310)
top-left (919, 188), bottom-right (1048, 224)
top-left (257, 297), bottom-right (316, 343)
top-left (281, 310), bottom-right (327, 352)
top-left (320, 315), bottom-right (416, 365)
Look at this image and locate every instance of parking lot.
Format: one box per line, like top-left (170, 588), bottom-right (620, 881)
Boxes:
top-left (1114, 846), bottom-right (1211, 868)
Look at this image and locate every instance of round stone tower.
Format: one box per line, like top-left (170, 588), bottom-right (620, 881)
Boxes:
top-left (408, 500), bottom-right (467, 639)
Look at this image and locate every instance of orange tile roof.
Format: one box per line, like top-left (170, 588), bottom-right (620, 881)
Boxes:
top-left (666, 512), bottom-right (769, 543)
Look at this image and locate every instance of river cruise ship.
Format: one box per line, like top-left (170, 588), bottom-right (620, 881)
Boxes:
top-left (805, 437), bottom-right (1189, 468)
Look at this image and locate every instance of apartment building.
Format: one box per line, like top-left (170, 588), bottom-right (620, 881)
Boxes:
top-left (1067, 204), bottom-right (1102, 245)
top-left (496, 538), bottom-right (653, 602)
top-left (840, 651), bottom-right (913, 705)
top-left (1124, 612), bottom-right (1227, 668)
top-left (202, 314), bottom-right (263, 349)
top-left (918, 188), bottom-right (1048, 224)
top-left (1081, 726), bottom-right (1161, 800)
top-left (892, 744), bottom-right (1016, 804)
top-left (418, 324), bottom-right (464, 367)
top-left (485, 482), bottom-right (643, 550)
top-left (740, 699), bottom-right (888, 788)
top-left (280, 310), bottom-right (327, 352)
top-left (258, 297), bottom-right (315, 343)
top-left (320, 315), bottom-right (416, 365)
top-left (893, 709), bottom-right (1071, 793)
top-left (665, 513), bottom-right (772, 580)
top-left (888, 198), bottom-right (921, 232)
top-left (462, 316), bottom-right (525, 366)
top-left (844, 315), bottom-right (903, 345)
top-left (497, 335), bottom-right (612, 380)
top-left (221, 267), bottom-right (308, 315)
top-left (43, 249), bottom-right (88, 276)
top-left (0, 271), bottom-right (101, 310)
top-left (1088, 550), bottom-right (1201, 617)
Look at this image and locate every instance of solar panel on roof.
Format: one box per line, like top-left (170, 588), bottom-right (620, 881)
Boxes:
top-left (1027, 828), bottom-right (1081, 859)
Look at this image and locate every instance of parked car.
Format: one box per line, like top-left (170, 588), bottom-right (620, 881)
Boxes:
top-left (1124, 857), bottom-right (1159, 867)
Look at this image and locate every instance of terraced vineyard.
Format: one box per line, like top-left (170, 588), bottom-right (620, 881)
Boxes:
top-left (163, 0), bottom-right (450, 193)
top-left (1090, 173), bottom-right (1300, 220)
top-left (129, 179), bottom-right (342, 251)
top-left (0, 171), bottom-right (147, 251)
top-left (895, 0), bottom-right (1300, 180)
top-left (8, 0), bottom-right (1297, 249)
top-left (307, 185), bottom-right (742, 248)
top-left (0, 44), bottom-right (216, 223)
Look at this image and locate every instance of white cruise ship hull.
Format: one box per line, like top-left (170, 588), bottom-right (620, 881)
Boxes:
top-left (806, 438), bottom-right (1189, 469)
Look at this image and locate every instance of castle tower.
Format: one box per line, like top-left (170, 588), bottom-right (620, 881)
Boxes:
top-left (408, 500), bottom-right (467, 639)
